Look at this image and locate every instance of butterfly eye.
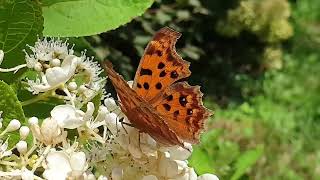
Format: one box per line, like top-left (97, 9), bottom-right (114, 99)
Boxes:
top-left (187, 109), bottom-right (193, 115)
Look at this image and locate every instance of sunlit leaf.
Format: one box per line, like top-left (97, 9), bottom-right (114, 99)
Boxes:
top-left (42, 0), bottom-right (154, 37)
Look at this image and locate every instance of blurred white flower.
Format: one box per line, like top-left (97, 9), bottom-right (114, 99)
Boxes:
top-left (43, 150), bottom-right (88, 180)
top-left (197, 174), bottom-right (220, 180)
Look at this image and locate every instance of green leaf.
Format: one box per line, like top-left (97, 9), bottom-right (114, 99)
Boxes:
top-left (42, 0), bottom-right (154, 37)
top-left (0, 80), bottom-right (26, 147)
top-left (231, 146), bottom-right (264, 180)
top-left (0, 0), bottom-right (43, 82)
top-left (189, 147), bottom-right (214, 174)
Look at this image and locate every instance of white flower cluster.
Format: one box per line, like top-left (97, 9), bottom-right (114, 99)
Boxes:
top-left (0, 39), bottom-right (219, 180)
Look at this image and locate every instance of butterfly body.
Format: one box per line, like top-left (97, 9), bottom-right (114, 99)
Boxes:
top-left (103, 27), bottom-right (212, 147)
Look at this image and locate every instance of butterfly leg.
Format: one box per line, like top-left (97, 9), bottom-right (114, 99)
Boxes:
top-left (138, 131), bottom-right (142, 149)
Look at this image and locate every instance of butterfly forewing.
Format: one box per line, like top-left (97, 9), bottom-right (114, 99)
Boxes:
top-left (102, 62), bottom-right (184, 146)
top-left (133, 27), bottom-right (191, 101)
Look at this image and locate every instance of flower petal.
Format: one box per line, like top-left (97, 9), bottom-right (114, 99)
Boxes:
top-left (43, 151), bottom-right (71, 180)
top-left (70, 152), bottom-right (87, 171)
top-left (51, 105), bottom-right (84, 129)
top-left (197, 174), bottom-right (219, 180)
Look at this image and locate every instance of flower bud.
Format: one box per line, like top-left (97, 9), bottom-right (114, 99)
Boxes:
top-left (78, 85), bottom-right (87, 93)
top-left (50, 58), bottom-right (61, 67)
top-left (68, 81), bottom-right (77, 91)
top-left (16, 141), bottom-right (28, 154)
top-left (41, 118), bottom-right (61, 145)
top-left (7, 119), bottom-right (21, 132)
top-left (28, 117), bottom-right (39, 125)
top-left (34, 62), bottom-right (43, 72)
top-left (19, 126), bottom-right (30, 140)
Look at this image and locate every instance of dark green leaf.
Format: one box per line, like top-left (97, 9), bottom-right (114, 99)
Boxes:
top-left (0, 0), bottom-right (43, 82)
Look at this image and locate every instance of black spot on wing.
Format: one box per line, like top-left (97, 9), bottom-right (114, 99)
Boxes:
top-left (159, 70), bottom-right (167, 77)
top-left (156, 82), bottom-right (162, 90)
top-left (143, 82), bottom-right (149, 90)
top-left (163, 104), bottom-right (171, 111)
top-left (140, 68), bottom-right (152, 76)
top-left (179, 95), bottom-right (187, 107)
top-left (158, 62), bottom-right (165, 69)
top-left (170, 71), bottom-right (178, 79)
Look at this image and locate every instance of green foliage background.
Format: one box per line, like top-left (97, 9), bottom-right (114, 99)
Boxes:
top-left (0, 0), bottom-right (319, 179)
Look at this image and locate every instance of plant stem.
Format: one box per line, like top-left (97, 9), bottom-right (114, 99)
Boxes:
top-left (21, 92), bottom-right (51, 106)
top-left (32, 145), bottom-right (51, 172)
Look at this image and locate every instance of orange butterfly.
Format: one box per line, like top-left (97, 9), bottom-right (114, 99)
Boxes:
top-left (102, 27), bottom-right (212, 147)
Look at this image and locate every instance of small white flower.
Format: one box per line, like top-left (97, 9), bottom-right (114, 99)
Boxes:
top-left (25, 38), bottom-right (73, 69)
top-left (51, 103), bottom-right (93, 129)
top-left (27, 55), bottom-right (79, 94)
top-left (43, 150), bottom-right (88, 180)
top-left (0, 138), bottom-right (12, 159)
top-left (30, 117), bottom-right (66, 145)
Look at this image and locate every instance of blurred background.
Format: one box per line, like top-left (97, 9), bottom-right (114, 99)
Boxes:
top-left (80, 0), bottom-right (320, 179)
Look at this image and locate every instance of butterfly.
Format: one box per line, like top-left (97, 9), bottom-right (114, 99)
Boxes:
top-left (102, 27), bottom-right (212, 147)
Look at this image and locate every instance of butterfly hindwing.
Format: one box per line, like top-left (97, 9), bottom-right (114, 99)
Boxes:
top-left (152, 82), bottom-right (212, 143)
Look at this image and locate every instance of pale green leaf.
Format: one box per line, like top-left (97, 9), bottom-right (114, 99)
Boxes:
top-left (0, 80), bottom-right (26, 147)
top-left (42, 0), bottom-right (154, 37)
